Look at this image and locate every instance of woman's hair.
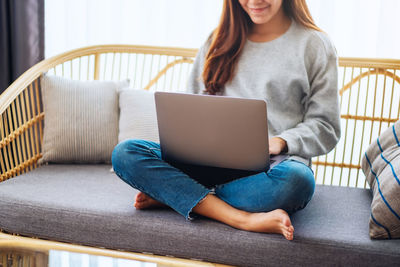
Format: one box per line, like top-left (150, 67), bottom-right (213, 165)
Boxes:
top-left (202, 0), bottom-right (320, 95)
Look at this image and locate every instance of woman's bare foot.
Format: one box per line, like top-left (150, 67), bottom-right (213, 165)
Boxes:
top-left (241, 209), bottom-right (294, 240)
top-left (134, 192), bottom-right (168, 209)
top-left (192, 194), bottom-right (294, 240)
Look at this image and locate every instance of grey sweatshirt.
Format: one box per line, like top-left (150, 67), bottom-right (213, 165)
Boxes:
top-left (187, 21), bottom-right (341, 166)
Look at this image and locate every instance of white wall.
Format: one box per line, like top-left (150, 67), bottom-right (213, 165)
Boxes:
top-left (45, 0), bottom-right (400, 58)
top-left (45, 0), bottom-right (223, 57)
top-left (308, 0), bottom-right (400, 58)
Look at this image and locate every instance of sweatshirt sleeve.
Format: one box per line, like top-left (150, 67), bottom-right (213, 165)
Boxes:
top-left (186, 41), bottom-right (209, 94)
top-left (277, 34), bottom-right (341, 158)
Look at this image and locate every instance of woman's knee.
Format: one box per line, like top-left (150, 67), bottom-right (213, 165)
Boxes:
top-left (214, 163), bottom-right (316, 213)
top-left (111, 139), bottom-right (159, 174)
top-left (280, 160), bottom-right (315, 212)
top-left (112, 139), bottom-right (135, 169)
top-left (287, 161), bottom-right (314, 191)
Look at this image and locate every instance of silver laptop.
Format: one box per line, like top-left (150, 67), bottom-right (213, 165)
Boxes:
top-left (154, 91), bottom-right (279, 172)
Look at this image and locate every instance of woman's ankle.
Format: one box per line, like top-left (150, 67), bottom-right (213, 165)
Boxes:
top-left (222, 209), bottom-right (251, 230)
top-left (192, 194), bottom-right (251, 228)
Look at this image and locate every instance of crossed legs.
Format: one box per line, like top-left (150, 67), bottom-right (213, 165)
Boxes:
top-left (112, 139), bottom-right (315, 241)
top-left (135, 191), bottom-right (295, 240)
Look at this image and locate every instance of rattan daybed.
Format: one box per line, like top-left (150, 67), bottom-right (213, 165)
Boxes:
top-left (0, 45), bottom-right (400, 266)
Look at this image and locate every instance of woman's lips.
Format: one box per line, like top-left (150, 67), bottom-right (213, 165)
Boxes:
top-left (249, 6), bottom-right (270, 14)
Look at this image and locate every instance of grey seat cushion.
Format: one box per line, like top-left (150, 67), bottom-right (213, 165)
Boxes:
top-left (0, 165), bottom-right (399, 267)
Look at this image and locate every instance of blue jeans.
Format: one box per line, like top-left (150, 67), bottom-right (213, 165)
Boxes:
top-left (111, 139), bottom-right (315, 221)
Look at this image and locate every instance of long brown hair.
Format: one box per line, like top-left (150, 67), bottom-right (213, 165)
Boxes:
top-left (202, 0), bottom-right (320, 95)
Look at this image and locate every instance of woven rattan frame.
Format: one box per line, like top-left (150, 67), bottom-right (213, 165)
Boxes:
top-left (1, 45), bottom-right (400, 188)
top-left (0, 45), bottom-right (196, 181)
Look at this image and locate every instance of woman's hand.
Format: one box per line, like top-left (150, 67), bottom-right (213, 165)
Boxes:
top-left (269, 137), bottom-right (288, 155)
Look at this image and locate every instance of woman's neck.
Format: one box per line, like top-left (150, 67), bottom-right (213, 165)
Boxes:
top-left (248, 10), bottom-right (292, 43)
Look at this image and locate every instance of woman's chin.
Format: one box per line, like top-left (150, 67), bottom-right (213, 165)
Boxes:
top-left (250, 17), bottom-right (273, 25)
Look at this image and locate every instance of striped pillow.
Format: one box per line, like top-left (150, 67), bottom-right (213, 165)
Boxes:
top-left (39, 75), bottom-right (129, 164)
top-left (361, 120), bottom-right (400, 239)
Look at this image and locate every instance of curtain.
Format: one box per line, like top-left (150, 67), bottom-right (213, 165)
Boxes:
top-left (0, 0), bottom-right (45, 94)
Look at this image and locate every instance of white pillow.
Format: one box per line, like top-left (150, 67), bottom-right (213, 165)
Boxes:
top-left (39, 75), bottom-right (129, 164)
top-left (118, 89), bottom-right (159, 143)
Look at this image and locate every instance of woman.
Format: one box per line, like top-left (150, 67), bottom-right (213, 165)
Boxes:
top-left (112, 0), bottom-right (340, 241)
